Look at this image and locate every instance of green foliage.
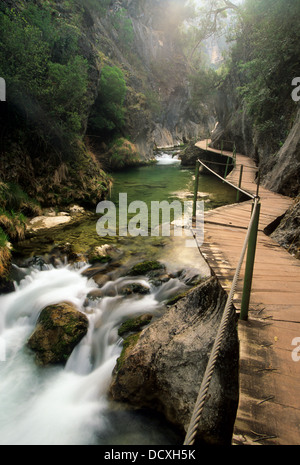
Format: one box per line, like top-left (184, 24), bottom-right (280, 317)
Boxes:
top-left (0, 227), bottom-right (9, 248)
top-left (0, 3), bottom-right (89, 155)
top-left (144, 89), bottom-right (162, 117)
top-left (0, 181), bottom-right (42, 242)
top-left (0, 182), bottom-right (41, 217)
top-left (229, 0), bottom-right (300, 142)
top-left (189, 68), bottom-right (219, 108)
top-left (111, 8), bottom-right (134, 50)
top-left (88, 65), bottom-right (127, 136)
top-left (46, 56), bottom-right (89, 136)
top-left (108, 138), bottom-right (140, 170)
top-left (78, 0), bottom-right (111, 16)
top-left (0, 209), bottom-right (27, 241)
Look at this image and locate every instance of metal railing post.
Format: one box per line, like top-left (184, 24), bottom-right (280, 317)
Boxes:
top-left (240, 200), bottom-right (261, 321)
top-left (236, 165), bottom-right (244, 203)
top-left (193, 160), bottom-right (200, 218)
top-left (223, 157), bottom-right (230, 181)
top-left (256, 170), bottom-right (261, 198)
top-left (233, 143), bottom-right (237, 167)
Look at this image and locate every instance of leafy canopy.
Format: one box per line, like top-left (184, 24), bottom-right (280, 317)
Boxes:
top-left (88, 65), bottom-right (127, 135)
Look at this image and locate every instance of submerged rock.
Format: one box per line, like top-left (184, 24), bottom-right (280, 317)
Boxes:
top-left (27, 303), bottom-right (88, 366)
top-left (27, 215), bottom-right (72, 232)
top-left (120, 283), bottom-right (151, 296)
top-left (110, 276), bottom-right (239, 445)
top-left (88, 244), bottom-right (122, 264)
top-left (127, 260), bottom-right (166, 277)
top-left (180, 141), bottom-right (205, 167)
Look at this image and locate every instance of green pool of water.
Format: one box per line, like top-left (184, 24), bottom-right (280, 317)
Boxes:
top-left (13, 149), bottom-right (237, 271)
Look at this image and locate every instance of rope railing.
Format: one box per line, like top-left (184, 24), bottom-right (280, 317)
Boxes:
top-left (197, 159), bottom-right (256, 200)
top-left (185, 156), bottom-right (261, 446)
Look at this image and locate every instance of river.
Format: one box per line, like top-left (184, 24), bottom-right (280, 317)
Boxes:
top-left (0, 148), bottom-right (237, 445)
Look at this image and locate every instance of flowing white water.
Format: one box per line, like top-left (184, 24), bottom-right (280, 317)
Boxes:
top-left (155, 151), bottom-right (181, 165)
top-left (0, 262), bottom-right (187, 445)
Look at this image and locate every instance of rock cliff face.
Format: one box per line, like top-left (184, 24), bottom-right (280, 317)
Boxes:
top-left (112, 0), bottom-right (214, 154)
top-left (209, 73), bottom-right (299, 257)
top-left (0, 0), bottom-right (214, 206)
top-left (210, 75), bottom-right (300, 198)
top-left (263, 108), bottom-right (300, 197)
top-left (270, 194), bottom-right (300, 259)
top-left (77, 0), bottom-right (212, 164)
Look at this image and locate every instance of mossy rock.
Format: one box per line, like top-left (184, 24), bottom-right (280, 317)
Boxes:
top-left (118, 314), bottom-right (153, 338)
top-left (108, 138), bottom-right (141, 170)
top-left (115, 332), bottom-right (141, 373)
top-left (27, 302), bottom-right (88, 366)
top-left (127, 260), bottom-right (166, 277)
top-left (120, 283), bottom-right (150, 296)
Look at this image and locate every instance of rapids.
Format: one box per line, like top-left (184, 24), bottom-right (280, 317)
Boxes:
top-left (0, 262), bottom-right (188, 445)
top-left (0, 149), bottom-right (237, 445)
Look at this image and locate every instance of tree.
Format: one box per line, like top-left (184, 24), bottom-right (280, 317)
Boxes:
top-left (234, 0), bottom-right (300, 137)
top-left (0, 4), bottom-right (90, 155)
top-left (88, 65), bottom-right (127, 137)
top-left (184, 0), bottom-right (240, 66)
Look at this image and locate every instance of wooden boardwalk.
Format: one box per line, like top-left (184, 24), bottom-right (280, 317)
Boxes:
top-left (195, 140), bottom-right (300, 445)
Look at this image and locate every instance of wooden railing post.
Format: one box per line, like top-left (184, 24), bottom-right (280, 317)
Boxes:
top-left (240, 201), bottom-right (261, 321)
top-left (193, 160), bottom-right (200, 218)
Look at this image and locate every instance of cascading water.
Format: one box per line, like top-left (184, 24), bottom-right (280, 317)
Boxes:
top-left (0, 148), bottom-right (238, 445)
top-left (155, 150), bottom-right (181, 165)
top-left (0, 261), bottom-right (188, 445)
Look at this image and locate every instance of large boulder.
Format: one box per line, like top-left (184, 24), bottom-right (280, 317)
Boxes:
top-left (263, 108), bottom-right (300, 197)
top-left (110, 276), bottom-right (239, 445)
top-left (180, 141), bottom-right (206, 166)
top-left (27, 303), bottom-right (89, 366)
top-left (270, 194), bottom-right (300, 259)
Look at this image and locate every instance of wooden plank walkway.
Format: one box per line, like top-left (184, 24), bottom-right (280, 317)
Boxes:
top-left (195, 140), bottom-right (300, 445)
